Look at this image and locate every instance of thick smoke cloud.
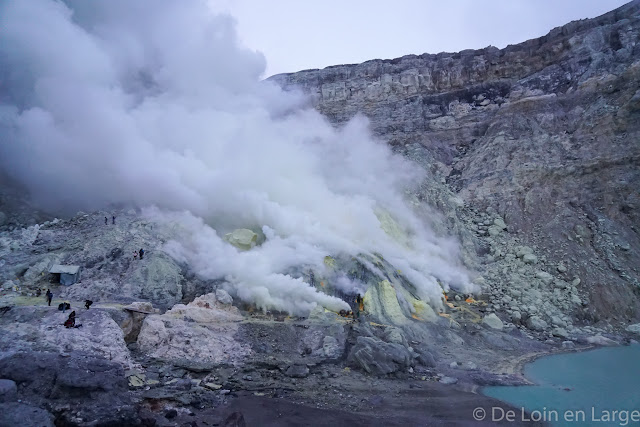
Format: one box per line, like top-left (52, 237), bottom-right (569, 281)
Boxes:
top-left (0, 0), bottom-right (474, 314)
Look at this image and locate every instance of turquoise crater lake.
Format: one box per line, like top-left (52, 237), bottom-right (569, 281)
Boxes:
top-left (484, 345), bottom-right (640, 426)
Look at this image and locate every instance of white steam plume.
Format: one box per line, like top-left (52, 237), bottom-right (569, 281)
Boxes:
top-left (0, 0), bottom-right (474, 314)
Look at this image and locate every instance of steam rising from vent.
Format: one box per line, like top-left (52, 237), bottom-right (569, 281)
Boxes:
top-left (0, 0), bottom-right (474, 314)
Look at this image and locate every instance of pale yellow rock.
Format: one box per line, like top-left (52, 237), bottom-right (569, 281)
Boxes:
top-left (203, 382), bottom-right (222, 390)
top-left (375, 209), bottom-right (411, 248)
top-left (224, 229), bottom-right (258, 250)
top-left (404, 291), bottom-right (436, 322)
top-left (364, 279), bottom-right (408, 325)
top-left (308, 304), bottom-right (341, 323)
top-left (323, 256), bottom-right (336, 269)
top-left (128, 374), bottom-right (145, 387)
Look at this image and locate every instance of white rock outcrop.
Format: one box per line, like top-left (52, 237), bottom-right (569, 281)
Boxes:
top-left (586, 335), bottom-right (618, 346)
top-left (482, 313), bottom-right (504, 330)
top-left (626, 323), bottom-right (640, 335)
top-left (137, 292), bottom-right (250, 366)
top-left (0, 307), bottom-right (132, 367)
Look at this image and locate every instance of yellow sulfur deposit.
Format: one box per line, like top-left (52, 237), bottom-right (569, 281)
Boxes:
top-left (224, 228), bottom-right (258, 250)
top-left (364, 279), bottom-right (407, 325)
top-left (374, 208), bottom-right (412, 249)
top-left (323, 256), bottom-right (336, 268)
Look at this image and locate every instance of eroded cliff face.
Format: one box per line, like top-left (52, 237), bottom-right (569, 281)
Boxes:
top-left (270, 1), bottom-right (640, 324)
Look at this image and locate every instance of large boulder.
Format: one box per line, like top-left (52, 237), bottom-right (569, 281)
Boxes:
top-left (23, 256), bottom-right (60, 283)
top-left (552, 327), bottom-right (569, 339)
top-left (0, 306), bottom-right (131, 366)
top-left (224, 229), bottom-right (259, 250)
top-left (482, 313), bottom-right (504, 330)
top-left (322, 336), bottom-right (343, 359)
top-left (284, 365), bottom-right (309, 378)
top-left (414, 348), bottom-right (437, 367)
top-left (0, 379), bottom-right (17, 402)
top-left (307, 305), bottom-right (341, 324)
top-left (383, 327), bottom-right (409, 347)
top-left (137, 292), bottom-right (250, 367)
top-left (526, 316), bottom-right (548, 331)
top-left (126, 252), bottom-right (183, 309)
top-left (535, 271), bottom-right (554, 285)
top-left (516, 246), bottom-right (534, 258)
top-left (216, 288), bottom-right (233, 305)
top-left (348, 336), bottom-right (412, 375)
top-left (626, 323), bottom-right (640, 335)
top-left (586, 335), bottom-right (618, 346)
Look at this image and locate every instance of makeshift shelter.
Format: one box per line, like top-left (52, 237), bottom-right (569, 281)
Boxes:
top-left (49, 265), bottom-right (81, 286)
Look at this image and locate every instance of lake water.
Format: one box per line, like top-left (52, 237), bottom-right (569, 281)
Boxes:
top-left (484, 345), bottom-right (640, 426)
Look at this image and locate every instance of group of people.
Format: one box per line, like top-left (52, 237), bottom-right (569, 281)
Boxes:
top-left (102, 214), bottom-right (147, 261)
top-left (338, 294), bottom-right (365, 319)
top-left (44, 289), bottom-right (93, 328)
top-left (102, 214), bottom-right (147, 260)
top-left (133, 248), bottom-right (144, 260)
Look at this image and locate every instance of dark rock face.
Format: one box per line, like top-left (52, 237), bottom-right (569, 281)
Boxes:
top-left (0, 379), bottom-right (17, 403)
top-left (348, 336), bottom-right (412, 375)
top-left (271, 1), bottom-right (640, 323)
top-left (0, 352), bottom-right (138, 425)
top-left (0, 402), bottom-right (55, 427)
top-left (284, 364), bottom-right (310, 378)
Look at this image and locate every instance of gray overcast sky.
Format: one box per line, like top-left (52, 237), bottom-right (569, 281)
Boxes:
top-left (209, 0), bottom-right (630, 77)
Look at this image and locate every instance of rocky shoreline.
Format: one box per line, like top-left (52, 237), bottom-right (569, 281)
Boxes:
top-left (0, 256), bottom-right (634, 426)
top-left (0, 303), bottom-right (552, 426)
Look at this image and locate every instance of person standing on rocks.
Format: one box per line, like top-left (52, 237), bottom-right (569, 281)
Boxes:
top-left (104, 216), bottom-right (108, 225)
top-left (46, 289), bottom-right (52, 306)
top-left (112, 215), bottom-right (116, 225)
top-left (355, 294), bottom-right (364, 318)
top-left (139, 248), bottom-right (144, 260)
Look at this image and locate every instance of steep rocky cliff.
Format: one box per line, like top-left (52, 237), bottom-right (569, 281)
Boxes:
top-left (270, 1), bottom-right (640, 325)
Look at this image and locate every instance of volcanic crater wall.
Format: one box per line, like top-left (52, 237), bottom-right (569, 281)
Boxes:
top-left (270, 1), bottom-right (640, 322)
